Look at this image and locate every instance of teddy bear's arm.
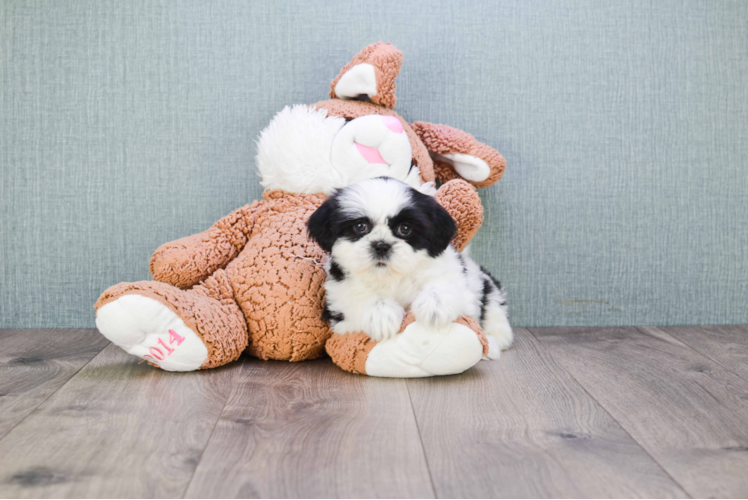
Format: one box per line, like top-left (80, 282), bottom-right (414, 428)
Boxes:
top-left (149, 200), bottom-right (263, 289)
top-left (434, 179), bottom-right (484, 252)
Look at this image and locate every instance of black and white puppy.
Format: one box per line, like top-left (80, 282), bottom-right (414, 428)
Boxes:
top-left (307, 177), bottom-right (513, 358)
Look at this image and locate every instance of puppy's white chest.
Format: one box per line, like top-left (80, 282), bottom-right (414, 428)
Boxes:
top-left (356, 274), bottom-right (421, 306)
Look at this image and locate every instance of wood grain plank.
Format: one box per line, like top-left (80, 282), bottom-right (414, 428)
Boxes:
top-left (0, 344), bottom-right (240, 498)
top-left (661, 325), bottom-right (748, 382)
top-left (184, 357), bottom-right (434, 499)
top-left (0, 329), bottom-right (109, 440)
top-left (407, 328), bottom-right (686, 498)
top-left (532, 326), bottom-right (748, 498)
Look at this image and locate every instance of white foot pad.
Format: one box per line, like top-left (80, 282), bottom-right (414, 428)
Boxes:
top-left (364, 321), bottom-right (484, 378)
top-left (95, 294), bottom-right (208, 372)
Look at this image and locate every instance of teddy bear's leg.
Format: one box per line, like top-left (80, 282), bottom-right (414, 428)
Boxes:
top-left (94, 269), bottom-right (247, 371)
top-left (325, 313), bottom-right (488, 378)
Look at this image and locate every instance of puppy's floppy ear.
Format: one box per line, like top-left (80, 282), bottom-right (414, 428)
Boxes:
top-left (411, 122), bottom-right (506, 189)
top-left (307, 197), bottom-right (339, 253)
top-left (410, 190), bottom-right (457, 257)
top-left (429, 200), bottom-right (458, 256)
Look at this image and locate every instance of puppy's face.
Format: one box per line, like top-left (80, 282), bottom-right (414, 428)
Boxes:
top-left (307, 178), bottom-right (456, 276)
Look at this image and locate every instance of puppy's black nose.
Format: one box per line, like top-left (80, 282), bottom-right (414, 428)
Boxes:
top-left (372, 241), bottom-right (392, 258)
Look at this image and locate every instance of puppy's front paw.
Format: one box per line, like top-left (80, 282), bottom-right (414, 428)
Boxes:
top-left (412, 291), bottom-right (459, 328)
top-left (363, 301), bottom-right (405, 342)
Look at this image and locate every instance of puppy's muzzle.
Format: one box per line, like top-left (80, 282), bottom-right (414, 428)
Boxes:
top-left (372, 240), bottom-right (392, 260)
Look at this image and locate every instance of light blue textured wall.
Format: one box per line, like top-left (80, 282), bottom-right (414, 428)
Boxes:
top-left (2, 0), bottom-right (747, 328)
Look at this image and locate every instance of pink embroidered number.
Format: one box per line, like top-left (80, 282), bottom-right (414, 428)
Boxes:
top-left (143, 330), bottom-right (185, 363)
top-left (169, 329), bottom-right (185, 345)
top-left (157, 338), bottom-right (174, 355)
top-left (149, 347), bottom-right (164, 360)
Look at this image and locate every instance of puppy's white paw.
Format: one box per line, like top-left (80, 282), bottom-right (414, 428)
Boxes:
top-left (363, 300), bottom-right (405, 342)
top-left (412, 291), bottom-right (459, 328)
top-left (493, 323), bottom-right (514, 351)
top-left (482, 336), bottom-right (501, 361)
top-left (484, 312), bottom-right (514, 351)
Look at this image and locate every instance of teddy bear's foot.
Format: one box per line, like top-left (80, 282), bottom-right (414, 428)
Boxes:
top-left (96, 294), bottom-right (209, 371)
top-left (95, 272), bottom-right (248, 371)
top-left (326, 314), bottom-right (486, 378)
top-left (365, 320), bottom-right (485, 378)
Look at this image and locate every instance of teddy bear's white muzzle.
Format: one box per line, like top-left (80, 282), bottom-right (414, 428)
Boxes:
top-left (331, 114), bottom-right (413, 185)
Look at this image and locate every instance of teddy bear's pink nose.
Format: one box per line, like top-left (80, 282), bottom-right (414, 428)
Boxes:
top-left (383, 116), bottom-right (403, 134)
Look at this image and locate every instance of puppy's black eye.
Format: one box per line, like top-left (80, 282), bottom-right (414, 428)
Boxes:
top-left (396, 223), bottom-right (412, 237)
top-left (353, 221), bottom-right (370, 235)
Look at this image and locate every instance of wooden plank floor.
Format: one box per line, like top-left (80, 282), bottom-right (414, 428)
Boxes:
top-left (0, 326), bottom-right (747, 498)
top-left (407, 329), bottom-right (686, 498)
top-left (0, 330), bottom-right (109, 441)
top-left (184, 359), bottom-right (433, 498)
top-left (531, 326), bottom-right (748, 499)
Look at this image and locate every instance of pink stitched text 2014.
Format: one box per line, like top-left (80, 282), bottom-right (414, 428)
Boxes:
top-left (143, 330), bottom-right (185, 361)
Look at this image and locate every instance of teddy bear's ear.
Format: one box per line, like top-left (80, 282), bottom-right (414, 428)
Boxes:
top-left (411, 122), bottom-right (506, 188)
top-left (330, 42), bottom-right (403, 109)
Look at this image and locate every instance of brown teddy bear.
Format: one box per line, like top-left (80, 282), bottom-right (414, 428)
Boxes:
top-left (94, 42), bottom-right (510, 377)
